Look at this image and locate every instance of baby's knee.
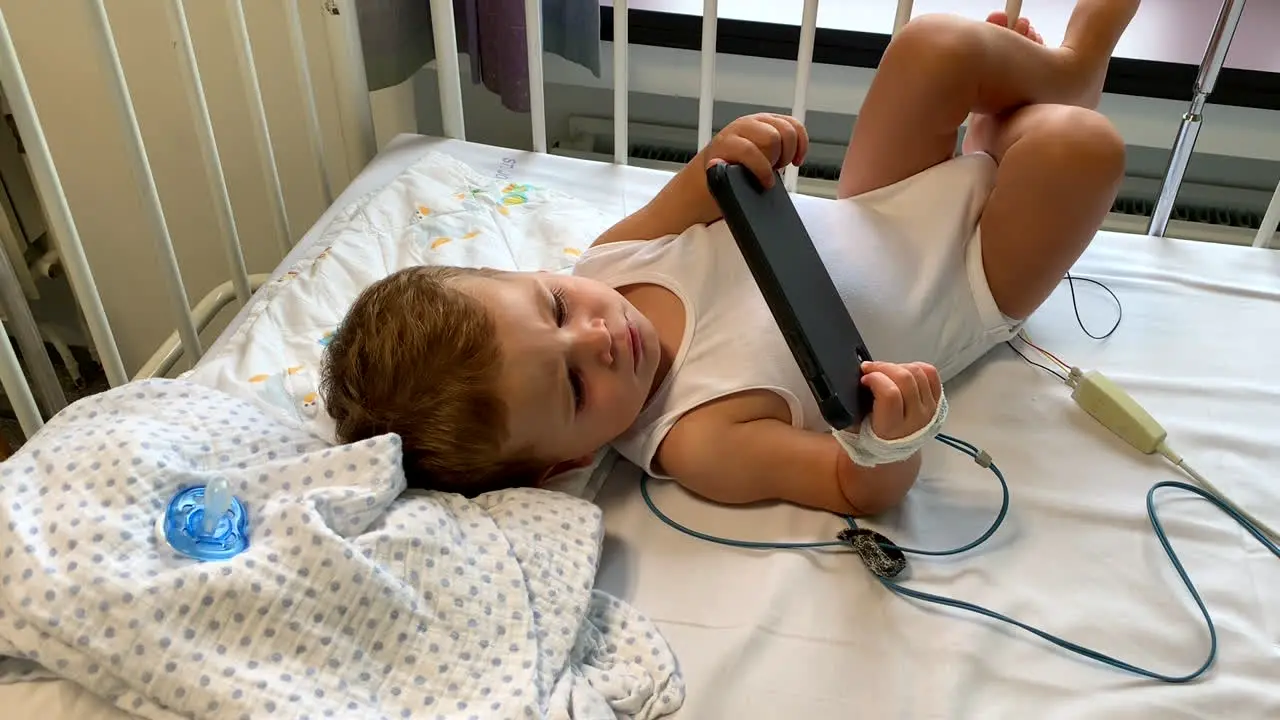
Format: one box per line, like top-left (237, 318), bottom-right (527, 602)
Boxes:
top-left (886, 13), bottom-right (987, 76)
top-left (1027, 107), bottom-right (1126, 182)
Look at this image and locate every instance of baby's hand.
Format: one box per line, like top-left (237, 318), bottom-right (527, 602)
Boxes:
top-left (705, 113), bottom-right (809, 189)
top-left (861, 361), bottom-right (943, 440)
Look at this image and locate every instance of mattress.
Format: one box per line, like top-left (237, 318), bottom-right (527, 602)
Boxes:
top-left (593, 234), bottom-right (1280, 717)
top-left (4, 136), bottom-right (1278, 719)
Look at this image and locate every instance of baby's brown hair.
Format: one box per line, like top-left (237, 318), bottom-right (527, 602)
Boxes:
top-left (319, 266), bottom-right (546, 495)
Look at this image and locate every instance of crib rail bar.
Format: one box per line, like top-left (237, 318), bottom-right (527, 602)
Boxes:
top-left (1148, 0), bottom-right (1247, 237)
top-left (166, 0), bottom-right (253, 306)
top-left (1193, 0), bottom-right (1245, 94)
top-left (135, 274), bottom-right (271, 381)
top-left (614, 0), bottom-right (629, 164)
top-left (0, 320), bottom-right (42, 437)
top-left (326, 0), bottom-right (377, 168)
top-left (0, 225), bottom-right (65, 414)
top-left (525, 0), bottom-right (548, 153)
top-left (0, 8), bottom-right (128, 388)
top-left (894, 0), bottom-right (913, 33)
top-left (228, 0), bottom-right (293, 259)
top-left (697, 0), bottom-right (717, 149)
top-left (1004, 0), bottom-right (1022, 27)
top-left (783, 0), bottom-right (819, 192)
top-left (1253, 181), bottom-right (1280, 248)
top-left (88, 0), bottom-right (204, 362)
top-left (429, 0), bottom-right (466, 140)
top-left (284, 0), bottom-right (334, 206)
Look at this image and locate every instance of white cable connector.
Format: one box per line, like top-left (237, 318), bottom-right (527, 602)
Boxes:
top-left (1068, 368), bottom-right (1278, 542)
top-left (1069, 369), bottom-right (1168, 454)
top-left (1065, 366), bottom-right (1083, 388)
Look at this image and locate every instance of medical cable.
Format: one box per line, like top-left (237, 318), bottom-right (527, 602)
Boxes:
top-left (640, 389), bottom-right (1280, 682)
top-left (641, 272), bottom-right (1279, 681)
top-left (1064, 271), bottom-right (1123, 340)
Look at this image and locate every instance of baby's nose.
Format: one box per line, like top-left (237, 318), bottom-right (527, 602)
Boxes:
top-left (578, 318), bottom-right (613, 364)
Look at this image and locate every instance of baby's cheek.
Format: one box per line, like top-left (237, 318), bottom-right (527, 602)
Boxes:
top-left (595, 384), bottom-right (632, 425)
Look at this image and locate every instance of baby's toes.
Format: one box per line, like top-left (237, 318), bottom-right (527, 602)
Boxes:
top-left (985, 11), bottom-right (1044, 44)
top-left (1017, 19), bottom-right (1046, 45)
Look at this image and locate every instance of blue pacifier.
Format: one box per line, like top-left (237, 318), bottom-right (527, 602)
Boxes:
top-left (162, 477), bottom-right (250, 561)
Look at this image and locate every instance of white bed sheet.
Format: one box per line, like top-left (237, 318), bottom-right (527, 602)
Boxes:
top-left (594, 231), bottom-right (1280, 718)
top-left (5, 138), bottom-right (1277, 718)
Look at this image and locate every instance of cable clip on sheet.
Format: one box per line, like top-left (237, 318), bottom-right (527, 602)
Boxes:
top-left (837, 527), bottom-right (907, 579)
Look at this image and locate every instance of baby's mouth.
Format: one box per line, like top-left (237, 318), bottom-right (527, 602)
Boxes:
top-left (627, 322), bottom-right (642, 373)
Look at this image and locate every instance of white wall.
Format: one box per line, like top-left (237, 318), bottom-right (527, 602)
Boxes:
top-left (0, 0), bottom-right (354, 374)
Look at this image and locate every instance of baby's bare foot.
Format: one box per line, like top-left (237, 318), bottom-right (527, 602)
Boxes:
top-left (963, 1), bottom-right (1136, 155)
top-left (962, 11), bottom-right (1046, 155)
top-left (1061, 0), bottom-right (1141, 107)
top-left (985, 11), bottom-right (1044, 44)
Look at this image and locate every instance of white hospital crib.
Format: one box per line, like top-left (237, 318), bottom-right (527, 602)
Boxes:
top-left (0, 0), bottom-right (1277, 718)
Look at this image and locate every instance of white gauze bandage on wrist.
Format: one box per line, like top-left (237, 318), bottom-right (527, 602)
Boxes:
top-left (831, 390), bottom-right (949, 467)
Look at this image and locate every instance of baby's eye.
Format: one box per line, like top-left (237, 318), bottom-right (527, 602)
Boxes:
top-left (552, 287), bottom-right (568, 326)
top-left (568, 370), bottom-right (584, 411)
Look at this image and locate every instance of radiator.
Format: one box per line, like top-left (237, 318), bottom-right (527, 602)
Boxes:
top-left (551, 114), bottom-right (1272, 247)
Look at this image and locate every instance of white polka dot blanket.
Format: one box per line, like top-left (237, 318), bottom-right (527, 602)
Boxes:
top-left (0, 379), bottom-right (684, 719)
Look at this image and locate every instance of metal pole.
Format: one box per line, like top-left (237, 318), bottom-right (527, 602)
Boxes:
top-left (1253, 179), bottom-right (1280, 248)
top-left (697, 0), bottom-right (717, 150)
top-left (0, 318), bottom-right (42, 438)
top-left (429, 0), bottom-right (466, 140)
top-left (524, 0), bottom-right (548, 153)
top-left (0, 7), bottom-right (128, 387)
top-left (0, 237), bottom-right (65, 414)
top-left (86, 0), bottom-right (203, 363)
top-left (1147, 0), bottom-right (1247, 237)
top-left (165, 0), bottom-right (252, 306)
top-left (894, 0), bottom-right (913, 33)
top-left (283, 0), bottom-right (334, 207)
top-left (1004, 0), bottom-right (1022, 27)
top-left (228, 0), bottom-right (293, 258)
top-left (783, 0), bottom-right (819, 192)
top-left (614, 0), bottom-right (629, 165)
top-left (324, 0), bottom-right (377, 168)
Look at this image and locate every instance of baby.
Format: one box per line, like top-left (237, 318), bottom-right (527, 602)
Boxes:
top-left (321, 1), bottom-right (1139, 515)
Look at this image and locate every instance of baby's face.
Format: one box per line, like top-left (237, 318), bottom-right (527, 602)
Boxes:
top-left (460, 271), bottom-right (661, 468)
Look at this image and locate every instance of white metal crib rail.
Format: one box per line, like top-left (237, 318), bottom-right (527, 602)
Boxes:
top-left (0, 0), bottom-right (1271, 445)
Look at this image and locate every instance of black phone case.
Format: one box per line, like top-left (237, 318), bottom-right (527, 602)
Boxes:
top-left (705, 162), bottom-right (874, 430)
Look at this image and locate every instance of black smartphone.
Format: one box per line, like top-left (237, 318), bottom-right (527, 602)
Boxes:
top-left (706, 162), bottom-right (874, 430)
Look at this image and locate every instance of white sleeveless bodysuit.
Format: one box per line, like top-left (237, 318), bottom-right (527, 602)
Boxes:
top-left (571, 154), bottom-right (1020, 477)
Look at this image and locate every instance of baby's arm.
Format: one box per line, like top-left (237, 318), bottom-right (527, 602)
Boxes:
top-left (658, 361), bottom-right (942, 516)
top-left (661, 413), bottom-right (921, 516)
top-left (592, 113), bottom-right (808, 247)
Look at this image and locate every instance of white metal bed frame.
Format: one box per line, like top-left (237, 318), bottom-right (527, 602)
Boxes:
top-left (0, 0), bottom-right (1270, 446)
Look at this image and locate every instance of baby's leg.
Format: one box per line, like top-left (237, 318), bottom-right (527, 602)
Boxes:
top-left (838, 0), bottom-right (1138, 319)
top-left (838, 1), bottom-right (1136, 197)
